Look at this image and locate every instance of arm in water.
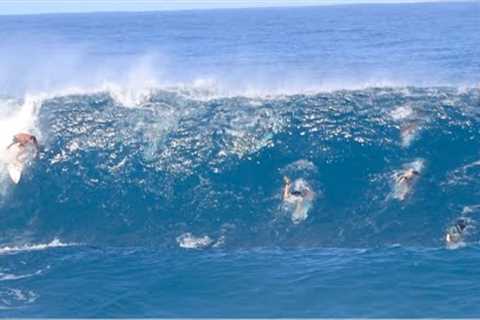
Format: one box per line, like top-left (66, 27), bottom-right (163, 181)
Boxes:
top-left (283, 176), bottom-right (292, 200)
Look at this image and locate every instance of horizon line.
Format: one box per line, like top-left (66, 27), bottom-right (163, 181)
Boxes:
top-left (0, 0), bottom-right (477, 17)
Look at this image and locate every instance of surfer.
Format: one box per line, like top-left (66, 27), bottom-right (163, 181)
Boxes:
top-left (446, 218), bottom-right (468, 245)
top-left (401, 122), bottom-right (417, 136)
top-left (391, 160), bottom-right (424, 201)
top-left (283, 176), bottom-right (313, 202)
top-left (6, 133), bottom-right (39, 159)
top-left (4, 133), bottom-right (39, 184)
top-left (283, 176), bottom-right (315, 223)
top-left (396, 168), bottom-right (419, 184)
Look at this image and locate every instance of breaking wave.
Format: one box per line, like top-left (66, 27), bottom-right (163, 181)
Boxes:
top-left (0, 85), bottom-right (479, 249)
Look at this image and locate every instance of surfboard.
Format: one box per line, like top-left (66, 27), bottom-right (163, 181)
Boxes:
top-left (292, 200), bottom-right (312, 224)
top-left (392, 180), bottom-right (410, 201)
top-left (5, 143), bottom-right (33, 184)
top-left (7, 161), bottom-right (23, 184)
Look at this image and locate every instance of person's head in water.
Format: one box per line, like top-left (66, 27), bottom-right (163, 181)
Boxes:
top-left (283, 176), bottom-right (313, 201)
top-left (446, 218), bottom-right (470, 244)
top-left (456, 218), bottom-right (467, 233)
top-left (397, 168), bottom-right (420, 183)
top-left (406, 168), bottom-right (420, 176)
top-left (290, 190), bottom-right (303, 197)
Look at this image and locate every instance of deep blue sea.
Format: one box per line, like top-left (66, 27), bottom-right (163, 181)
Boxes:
top-left (0, 2), bottom-right (480, 317)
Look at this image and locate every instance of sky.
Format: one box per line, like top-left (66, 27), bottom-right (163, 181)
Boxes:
top-left (0, 0), bottom-right (473, 15)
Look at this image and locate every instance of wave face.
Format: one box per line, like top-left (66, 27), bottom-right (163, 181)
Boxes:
top-left (1, 86), bottom-right (479, 249)
top-left (1, 3), bottom-right (480, 317)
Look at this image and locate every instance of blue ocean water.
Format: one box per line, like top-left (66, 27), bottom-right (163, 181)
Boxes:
top-left (0, 2), bottom-right (480, 317)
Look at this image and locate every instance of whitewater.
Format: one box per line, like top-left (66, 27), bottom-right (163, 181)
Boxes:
top-left (1, 2), bottom-right (480, 317)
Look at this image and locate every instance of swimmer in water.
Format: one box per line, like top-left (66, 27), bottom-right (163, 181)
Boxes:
top-left (283, 176), bottom-right (313, 202)
top-left (283, 176), bottom-right (315, 223)
top-left (446, 218), bottom-right (468, 245)
top-left (396, 168), bottom-right (419, 184)
top-left (6, 133), bottom-right (40, 160)
top-left (401, 122), bottom-right (417, 136)
top-left (391, 165), bottom-right (422, 201)
top-left (283, 176), bottom-right (300, 201)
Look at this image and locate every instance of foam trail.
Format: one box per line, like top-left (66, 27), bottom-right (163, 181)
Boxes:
top-left (177, 233), bottom-right (214, 249)
top-left (0, 239), bottom-right (75, 255)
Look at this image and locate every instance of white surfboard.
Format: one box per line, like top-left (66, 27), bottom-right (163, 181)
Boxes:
top-left (7, 161), bottom-right (24, 184)
top-left (392, 180), bottom-right (410, 201)
top-left (292, 200), bottom-right (312, 224)
top-left (5, 143), bottom-right (34, 184)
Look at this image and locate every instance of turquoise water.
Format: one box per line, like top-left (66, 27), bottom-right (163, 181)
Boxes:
top-left (0, 2), bottom-right (480, 317)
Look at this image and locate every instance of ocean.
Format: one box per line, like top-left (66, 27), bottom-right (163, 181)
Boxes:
top-left (0, 2), bottom-right (480, 317)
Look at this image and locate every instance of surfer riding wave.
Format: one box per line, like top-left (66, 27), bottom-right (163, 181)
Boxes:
top-left (6, 133), bottom-right (40, 160)
top-left (3, 133), bottom-right (40, 184)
